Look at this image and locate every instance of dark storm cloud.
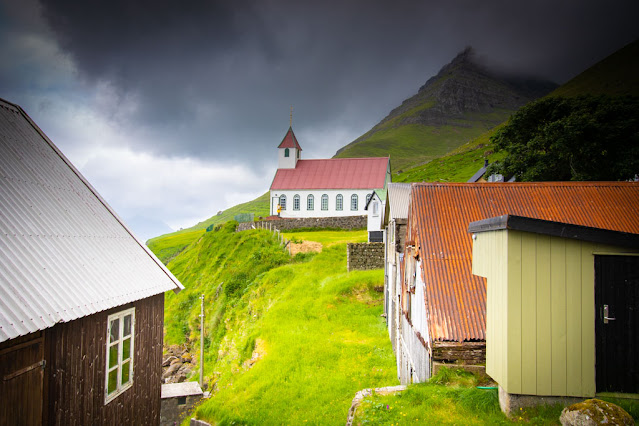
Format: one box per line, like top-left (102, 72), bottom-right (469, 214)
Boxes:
top-left (36, 0), bottom-right (639, 164)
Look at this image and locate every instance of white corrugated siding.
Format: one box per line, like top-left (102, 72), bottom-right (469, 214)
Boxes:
top-left (387, 183), bottom-right (411, 220)
top-left (0, 99), bottom-right (183, 343)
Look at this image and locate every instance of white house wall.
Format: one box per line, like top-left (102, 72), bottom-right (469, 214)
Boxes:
top-left (270, 189), bottom-right (378, 218)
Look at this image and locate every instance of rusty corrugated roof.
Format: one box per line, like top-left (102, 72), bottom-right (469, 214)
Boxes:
top-left (407, 182), bottom-right (639, 343)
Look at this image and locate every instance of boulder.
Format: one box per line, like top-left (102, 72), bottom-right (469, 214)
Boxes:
top-left (162, 355), bottom-right (177, 367)
top-left (560, 399), bottom-right (633, 426)
top-left (181, 352), bottom-right (193, 363)
top-left (162, 361), bottom-right (182, 380)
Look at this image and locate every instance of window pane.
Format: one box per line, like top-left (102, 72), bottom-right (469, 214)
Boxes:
top-left (351, 195), bottom-right (358, 210)
top-left (336, 195), bottom-right (343, 211)
top-left (293, 195), bottom-right (300, 210)
top-left (110, 318), bottom-right (119, 342)
top-left (122, 337), bottom-right (131, 360)
top-left (109, 344), bottom-right (119, 368)
top-left (121, 361), bottom-right (130, 385)
top-left (307, 195), bottom-right (314, 210)
top-left (108, 369), bottom-right (118, 394)
top-left (123, 315), bottom-right (131, 337)
top-left (280, 195), bottom-right (286, 210)
top-left (321, 195), bottom-right (328, 210)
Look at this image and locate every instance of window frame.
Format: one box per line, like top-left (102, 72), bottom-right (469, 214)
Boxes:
top-left (105, 307), bottom-right (135, 404)
top-left (336, 194), bottom-right (343, 211)
top-left (307, 194), bottom-right (314, 211)
top-left (279, 195), bottom-right (287, 210)
top-left (284, 148), bottom-right (290, 157)
top-left (351, 194), bottom-right (358, 211)
top-left (366, 193), bottom-right (372, 206)
top-left (321, 194), bottom-right (328, 211)
top-left (293, 194), bottom-right (300, 211)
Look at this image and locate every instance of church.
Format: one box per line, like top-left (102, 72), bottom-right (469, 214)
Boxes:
top-left (269, 126), bottom-right (391, 219)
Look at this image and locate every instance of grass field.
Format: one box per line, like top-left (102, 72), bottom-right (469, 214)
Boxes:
top-left (282, 229), bottom-right (368, 247)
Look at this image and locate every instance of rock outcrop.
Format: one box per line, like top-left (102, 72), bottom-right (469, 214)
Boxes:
top-left (559, 399), bottom-right (634, 426)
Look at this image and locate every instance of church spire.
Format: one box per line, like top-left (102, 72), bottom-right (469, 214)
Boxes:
top-left (290, 105), bottom-right (293, 127)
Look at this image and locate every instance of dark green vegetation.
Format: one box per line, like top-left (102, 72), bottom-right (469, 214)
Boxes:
top-left (335, 47), bottom-right (555, 172)
top-left (486, 95), bottom-right (639, 181)
top-left (155, 225), bottom-right (396, 425)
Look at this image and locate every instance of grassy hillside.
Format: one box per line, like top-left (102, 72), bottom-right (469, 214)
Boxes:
top-left (156, 225), bottom-right (397, 424)
top-left (395, 40), bottom-right (639, 183)
top-left (550, 40), bottom-right (639, 97)
top-left (147, 192), bottom-right (270, 263)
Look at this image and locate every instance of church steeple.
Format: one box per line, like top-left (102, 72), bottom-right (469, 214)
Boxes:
top-left (277, 112), bottom-right (302, 169)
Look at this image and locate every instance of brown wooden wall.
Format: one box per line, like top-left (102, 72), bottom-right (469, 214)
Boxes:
top-left (44, 293), bottom-right (165, 425)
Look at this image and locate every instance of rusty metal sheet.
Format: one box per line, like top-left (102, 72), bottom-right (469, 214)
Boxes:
top-left (407, 182), bottom-right (639, 342)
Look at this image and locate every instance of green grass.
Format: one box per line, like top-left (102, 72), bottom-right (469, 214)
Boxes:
top-left (147, 192), bottom-right (270, 262)
top-left (336, 118), bottom-right (508, 172)
top-left (393, 124), bottom-right (506, 183)
top-left (160, 224), bottom-right (396, 425)
top-left (282, 229), bottom-right (368, 247)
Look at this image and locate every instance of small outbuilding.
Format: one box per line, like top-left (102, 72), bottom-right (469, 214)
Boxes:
top-left (160, 381), bottom-right (205, 426)
top-left (470, 214), bottom-right (639, 413)
top-left (0, 98), bottom-right (184, 424)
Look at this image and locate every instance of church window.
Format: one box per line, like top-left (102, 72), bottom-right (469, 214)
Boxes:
top-left (366, 193), bottom-right (372, 205)
top-left (284, 148), bottom-right (290, 157)
top-left (293, 195), bottom-right (300, 210)
top-left (321, 194), bottom-right (328, 210)
top-left (351, 194), bottom-right (358, 211)
top-left (279, 195), bottom-right (286, 210)
top-left (297, 150), bottom-right (300, 158)
top-left (307, 194), bottom-right (314, 210)
top-left (336, 194), bottom-right (343, 211)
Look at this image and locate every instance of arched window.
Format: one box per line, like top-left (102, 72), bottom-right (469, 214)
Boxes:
top-left (321, 194), bottom-right (329, 211)
top-left (336, 194), bottom-right (343, 211)
top-left (297, 150), bottom-right (300, 158)
top-left (351, 194), bottom-right (358, 211)
top-left (293, 194), bottom-right (300, 210)
top-left (279, 195), bottom-right (286, 210)
top-left (284, 148), bottom-right (290, 157)
top-left (366, 193), bottom-right (372, 205)
top-left (307, 194), bottom-right (314, 210)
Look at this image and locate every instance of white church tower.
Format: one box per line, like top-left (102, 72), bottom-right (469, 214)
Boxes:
top-left (277, 108), bottom-right (302, 169)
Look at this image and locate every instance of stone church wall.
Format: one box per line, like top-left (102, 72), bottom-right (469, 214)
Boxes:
top-left (237, 215), bottom-right (366, 232)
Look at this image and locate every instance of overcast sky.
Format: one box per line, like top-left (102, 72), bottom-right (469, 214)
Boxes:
top-left (1, 0), bottom-right (637, 240)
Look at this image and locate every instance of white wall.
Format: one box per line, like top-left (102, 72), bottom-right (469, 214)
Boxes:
top-left (367, 196), bottom-right (385, 233)
top-left (270, 188), bottom-right (377, 218)
top-left (277, 147), bottom-right (299, 169)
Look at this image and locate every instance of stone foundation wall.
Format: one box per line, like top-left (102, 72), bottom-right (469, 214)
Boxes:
top-left (237, 215), bottom-right (366, 232)
top-left (347, 243), bottom-right (384, 271)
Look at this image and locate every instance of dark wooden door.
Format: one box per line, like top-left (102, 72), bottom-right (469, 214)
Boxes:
top-left (0, 333), bottom-right (44, 426)
top-left (595, 255), bottom-right (639, 393)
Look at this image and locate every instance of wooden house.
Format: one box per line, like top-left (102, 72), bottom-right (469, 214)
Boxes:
top-left (397, 182), bottom-right (639, 386)
top-left (0, 98), bottom-right (184, 424)
top-left (364, 189), bottom-right (386, 242)
top-left (470, 212), bottom-right (639, 413)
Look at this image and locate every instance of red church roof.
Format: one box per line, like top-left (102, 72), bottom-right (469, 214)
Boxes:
top-left (277, 127), bottom-right (302, 151)
top-left (270, 157), bottom-right (389, 190)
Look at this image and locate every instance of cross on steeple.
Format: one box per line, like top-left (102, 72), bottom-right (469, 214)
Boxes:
top-left (290, 105), bottom-right (293, 127)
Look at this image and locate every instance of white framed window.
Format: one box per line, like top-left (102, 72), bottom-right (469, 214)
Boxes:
top-left (307, 194), bottom-right (314, 210)
top-left (293, 194), bottom-right (300, 210)
top-left (366, 193), bottom-right (372, 205)
top-left (336, 194), bottom-right (343, 211)
top-left (372, 201), bottom-right (379, 216)
top-left (105, 308), bottom-right (135, 404)
top-left (351, 194), bottom-right (358, 211)
top-left (279, 195), bottom-right (286, 210)
top-left (321, 194), bottom-right (328, 211)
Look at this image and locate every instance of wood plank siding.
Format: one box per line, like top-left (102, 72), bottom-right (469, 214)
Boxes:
top-left (45, 294), bottom-right (165, 425)
top-left (473, 229), bottom-right (639, 397)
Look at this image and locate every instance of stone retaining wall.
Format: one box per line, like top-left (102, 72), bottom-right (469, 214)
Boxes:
top-left (237, 215), bottom-right (366, 232)
top-left (347, 243), bottom-right (384, 271)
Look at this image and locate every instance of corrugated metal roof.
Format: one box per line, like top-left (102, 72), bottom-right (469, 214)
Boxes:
top-left (387, 183), bottom-right (411, 220)
top-left (277, 127), bottom-right (302, 150)
top-left (0, 99), bottom-right (184, 343)
top-left (270, 157), bottom-right (389, 190)
top-left (407, 182), bottom-right (639, 343)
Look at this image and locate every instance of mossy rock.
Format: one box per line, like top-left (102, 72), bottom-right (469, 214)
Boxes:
top-left (560, 398), bottom-right (633, 426)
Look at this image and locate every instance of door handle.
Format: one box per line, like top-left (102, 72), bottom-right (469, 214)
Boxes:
top-left (603, 304), bottom-right (616, 324)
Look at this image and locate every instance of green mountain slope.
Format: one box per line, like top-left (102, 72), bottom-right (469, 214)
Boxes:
top-left (549, 40), bottom-right (639, 97)
top-left (335, 47), bottom-right (556, 172)
top-left (395, 40), bottom-right (639, 183)
top-left (157, 224), bottom-right (396, 424)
